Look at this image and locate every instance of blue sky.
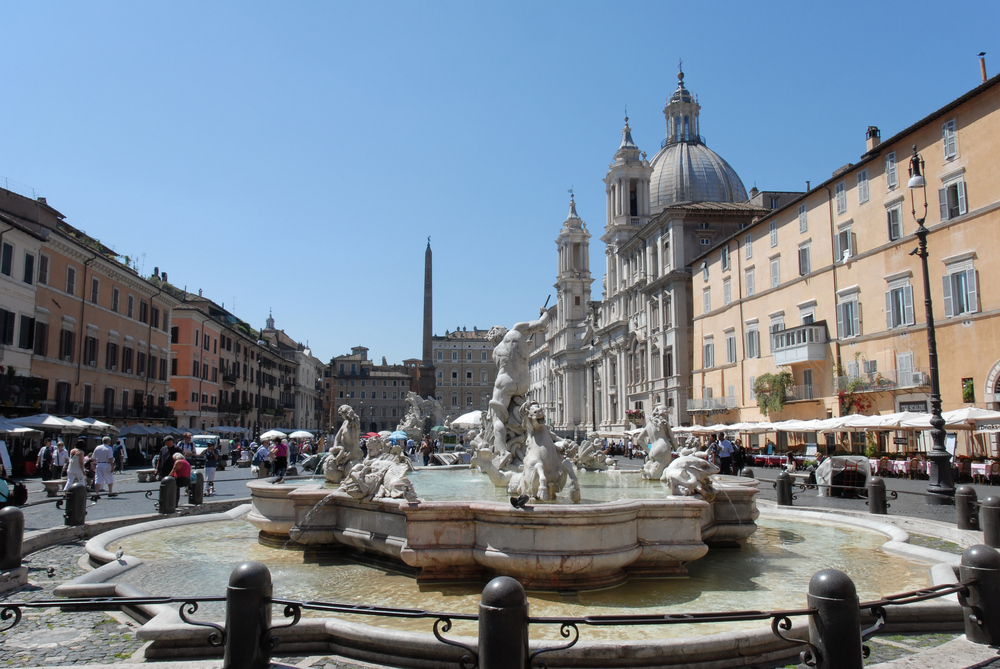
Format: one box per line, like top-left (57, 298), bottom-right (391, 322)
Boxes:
top-left (2, 1), bottom-right (997, 364)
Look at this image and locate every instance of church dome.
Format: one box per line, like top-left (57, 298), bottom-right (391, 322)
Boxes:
top-left (649, 68), bottom-right (747, 207)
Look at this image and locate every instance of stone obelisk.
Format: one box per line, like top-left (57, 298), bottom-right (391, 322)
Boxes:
top-left (417, 238), bottom-right (436, 399)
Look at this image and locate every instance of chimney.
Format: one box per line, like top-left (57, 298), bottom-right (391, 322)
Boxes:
top-left (980, 52), bottom-right (988, 83)
top-left (153, 266), bottom-right (159, 279)
top-left (198, 288), bottom-right (203, 297)
top-left (162, 272), bottom-right (168, 283)
top-left (37, 196), bottom-right (46, 205)
top-left (866, 126), bottom-right (881, 151)
top-left (806, 180), bottom-right (811, 191)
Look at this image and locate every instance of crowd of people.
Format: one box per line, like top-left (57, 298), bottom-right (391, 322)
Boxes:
top-left (30, 435), bottom-right (127, 496)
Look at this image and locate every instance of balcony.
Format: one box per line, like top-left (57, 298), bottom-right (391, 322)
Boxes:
top-left (772, 321), bottom-right (828, 365)
top-left (785, 384), bottom-right (816, 401)
top-left (222, 373), bottom-right (237, 386)
top-left (686, 395), bottom-right (736, 413)
top-left (835, 369), bottom-right (930, 393)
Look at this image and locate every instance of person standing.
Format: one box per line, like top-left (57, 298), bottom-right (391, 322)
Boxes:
top-left (718, 433), bottom-right (734, 476)
top-left (270, 439), bottom-right (288, 484)
top-left (52, 440), bottom-right (69, 479)
top-left (112, 439), bottom-right (126, 473)
top-left (64, 443), bottom-right (86, 490)
top-left (158, 436), bottom-right (179, 480)
top-left (254, 441), bottom-right (271, 478)
top-left (36, 438), bottom-right (54, 480)
top-left (419, 438), bottom-right (433, 466)
top-left (733, 439), bottom-right (746, 476)
top-left (179, 433), bottom-right (195, 460)
top-left (93, 436), bottom-right (117, 496)
top-left (203, 442), bottom-right (218, 496)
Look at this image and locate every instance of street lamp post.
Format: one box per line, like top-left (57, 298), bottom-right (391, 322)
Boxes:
top-left (255, 332), bottom-right (266, 442)
top-left (908, 145), bottom-right (955, 504)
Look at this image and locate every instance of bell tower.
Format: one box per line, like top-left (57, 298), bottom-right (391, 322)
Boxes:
top-left (554, 194), bottom-right (592, 330)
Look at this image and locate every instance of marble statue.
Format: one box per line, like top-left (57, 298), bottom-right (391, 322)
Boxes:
top-left (321, 404), bottom-right (363, 484)
top-left (636, 404), bottom-right (679, 481)
top-left (397, 391), bottom-right (447, 438)
top-left (470, 401), bottom-right (580, 503)
top-left (338, 458), bottom-right (419, 503)
top-left (484, 307), bottom-right (550, 470)
top-left (661, 447), bottom-right (720, 501)
top-left (574, 432), bottom-right (611, 470)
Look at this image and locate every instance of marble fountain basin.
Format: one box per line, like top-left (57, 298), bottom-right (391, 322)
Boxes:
top-left (246, 469), bottom-right (760, 591)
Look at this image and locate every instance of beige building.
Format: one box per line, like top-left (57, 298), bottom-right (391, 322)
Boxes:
top-left (328, 347), bottom-right (414, 433)
top-left (691, 73), bottom-right (1000, 450)
top-left (432, 327), bottom-right (496, 416)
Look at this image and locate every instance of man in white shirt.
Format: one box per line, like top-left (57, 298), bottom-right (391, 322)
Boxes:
top-left (92, 436), bottom-right (117, 496)
top-left (52, 440), bottom-right (69, 478)
top-left (718, 433), bottom-right (735, 475)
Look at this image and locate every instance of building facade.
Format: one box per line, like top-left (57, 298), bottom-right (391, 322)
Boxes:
top-left (328, 347), bottom-right (415, 433)
top-left (689, 73), bottom-right (1000, 448)
top-left (432, 328), bottom-right (496, 416)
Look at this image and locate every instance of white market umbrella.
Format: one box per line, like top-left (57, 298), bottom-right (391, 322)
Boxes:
top-left (289, 430), bottom-right (314, 439)
top-left (12, 414), bottom-right (79, 431)
top-left (0, 417), bottom-right (42, 436)
top-left (451, 410), bottom-right (483, 429)
top-left (902, 408), bottom-right (1000, 430)
top-left (77, 417), bottom-right (118, 434)
top-left (259, 429), bottom-right (287, 441)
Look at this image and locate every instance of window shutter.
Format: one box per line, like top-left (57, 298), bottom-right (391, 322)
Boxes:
top-left (957, 180), bottom-right (967, 215)
top-left (852, 301), bottom-right (861, 336)
top-left (886, 290), bottom-right (893, 329)
top-left (939, 188), bottom-right (948, 220)
top-left (836, 303), bottom-right (845, 337)
top-left (966, 268), bottom-right (978, 314)
top-left (942, 274), bottom-right (953, 317)
top-left (848, 360), bottom-right (859, 378)
top-left (903, 285), bottom-right (914, 325)
top-left (834, 233), bottom-right (842, 261)
top-left (4, 312), bottom-right (15, 346)
top-left (850, 232), bottom-right (857, 258)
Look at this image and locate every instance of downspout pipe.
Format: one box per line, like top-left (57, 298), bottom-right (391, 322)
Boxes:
top-left (75, 254), bottom-right (97, 390)
top-left (823, 184), bottom-right (842, 414)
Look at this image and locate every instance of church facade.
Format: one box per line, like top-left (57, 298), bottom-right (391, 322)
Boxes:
top-left (529, 70), bottom-right (793, 435)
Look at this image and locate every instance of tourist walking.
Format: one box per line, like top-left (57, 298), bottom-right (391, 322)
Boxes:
top-left (113, 439), bottom-right (126, 473)
top-left (203, 442), bottom-right (218, 495)
top-left (92, 436), bottom-right (117, 496)
top-left (64, 443), bottom-right (87, 490)
top-left (168, 452), bottom-right (192, 506)
top-left (270, 439), bottom-right (288, 483)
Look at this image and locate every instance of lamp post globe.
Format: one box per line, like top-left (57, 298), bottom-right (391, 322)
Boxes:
top-left (908, 145), bottom-right (955, 504)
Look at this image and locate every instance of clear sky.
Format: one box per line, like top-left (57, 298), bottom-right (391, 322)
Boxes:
top-left (2, 1), bottom-right (997, 364)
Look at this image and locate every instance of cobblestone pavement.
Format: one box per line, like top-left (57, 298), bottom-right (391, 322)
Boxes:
top-left (0, 542), bottom-right (145, 666)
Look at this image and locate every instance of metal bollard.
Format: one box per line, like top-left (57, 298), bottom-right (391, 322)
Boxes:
top-left (982, 497), bottom-right (1000, 548)
top-left (959, 545), bottom-right (1000, 645)
top-left (807, 568), bottom-right (863, 669)
top-left (189, 472), bottom-right (204, 506)
top-left (956, 486), bottom-right (980, 531)
top-left (223, 561), bottom-right (272, 669)
top-left (0, 506), bottom-right (25, 570)
top-left (158, 476), bottom-right (177, 515)
top-left (867, 477), bottom-right (887, 515)
top-left (775, 470), bottom-right (793, 506)
top-left (741, 467), bottom-right (755, 479)
top-left (478, 576), bottom-right (528, 669)
top-left (61, 483), bottom-right (88, 526)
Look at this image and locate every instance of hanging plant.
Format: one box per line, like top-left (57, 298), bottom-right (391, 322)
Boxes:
top-left (837, 364), bottom-right (874, 415)
top-left (753, 371), bottom-right (794, 416)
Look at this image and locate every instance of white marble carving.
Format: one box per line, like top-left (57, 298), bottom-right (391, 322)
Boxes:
top-left (661, 448), bottom-right (720, 501)
top-left (637, 404), bottom-right (679, 481)
top-left (574, 432), bottom-right (612, 470)
top-left (321, 404), bottom-right (364, 484)
top-left (396, 391), bottom-right (446, 439)
top-left (338, 458), bottom-right (420, 503)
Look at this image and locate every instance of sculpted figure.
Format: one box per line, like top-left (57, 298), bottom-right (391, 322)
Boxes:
top-left (517, 402), bottom-right (580, 503)
top-left (575, 432), bottom-right (610, 470)
top-left (637, 405), bottom-right (679, 481)
top-left (486, 307), bottom-right (550, 468)
top-left (321, 404), bottom-right (363, 484)
top-left (661, 447), bottom-right (719, 501)
top-left (339, 458), bottom-right (419, 503)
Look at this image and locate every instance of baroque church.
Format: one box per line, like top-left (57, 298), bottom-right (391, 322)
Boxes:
top-left (529, 68), bottom-right (796, 435)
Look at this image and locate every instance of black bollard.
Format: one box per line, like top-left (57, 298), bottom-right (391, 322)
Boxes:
top-left (741, 467), bottom-right (755, 479)
top-left (62, 483), bottom-right (87, 526)
top-left (478, 576), bottom-right (528, 669)
top-left (982, 497), bottom-right (1000, 548)
top-left (158, 476), bottom-right (177, 515)
top-left (775, 470), bottom-right (793, 506)
top-left (189, 472), bottom-right (204, 506)
top-left (867, 477), bottom-right (887, 515)
top-left (223, 561), bottom-right (272, 669)
top-left (807, 568), bottom-right (863, 669)
top-left (959, 545), bottom-right (1000, 645)
top-left (956, 486), bottom-right (980, 531)
top-left (0, 506), bottom-right (25, 570)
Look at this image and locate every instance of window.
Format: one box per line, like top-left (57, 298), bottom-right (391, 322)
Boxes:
top-left (152, 307), bottom-right (159, 329)
top-left (59, 328), bottom-right (75, 361)
top-left (135, 351), bottom-right (146, 376)
top-left (699, 238), bottom-right (711, 247)
top-left (33, 321), bottom-right (48, 355)
top-left (725, 330), bottom-right (737, 364)
top-left (837, 293), bottom-right (861, 339)
top-left (769, 220), bottom-right (778, 247)
top-left (749, 376), bottom-right (757, 401)
top-left (84, 335), bottom-right (98, 366)
top-left (943, 257), bottom-right (978, 317)
top-left (0, 243), bottom-right (12, 276)
top-left (835, 223), bottom-right (855, 262)
top-left (66, 266), bottom-right (76, 295)
top-left (452, 351), bottom-right (457, 361)
top-left (723, 279), bottom-right (731, 306)
top-left (0, 310), bottom-right (15, 346)
top-left (770, 257), bottom-right (780, 288)
top-left (192, 360), bottom-right (199, 377)
top-left (721, 245), bottom-right (730, 271)
top-left (703, 288), bottom-right (711, 314)
top-left (798, 243), bottom-right (811, 276)
top-left (885, 151), bottom-right (897, 190)
top-left (744, 233), bottom-right (752, 259)
top-left (139, 300), bottom-right (148, 324)
top-left (798, 204), bottom-right (808, 233)
top-left (745, 323), bottom-right (760, 359)
top-left (886, 280), bottom-right (915, 329)
top-left (106, 341), bottom-right (119, 370)
top-left (436, 351), bottom-right (442, 361)
top-left (482, 351), bottom-right (488, 361)
top-left (90, 278), bottom-right (100, 304)
top-left (701, 261), bottom-right (708, 281)
top-left (17, 315), bottom-right (34, 350)
top-left (745, 267), bottom-right (755, 297)
top-left (122, 347), bottom-right (133, 374)
top-left (38, 254), bottom-right (49, 284)
top-left (702, 337), bottom-right (714, 369)
top-left (835, 181), bottom-right (847, 214)
top-left (112, 288), bottom-right (120, 312)
top-left (886, 204), bottom-right (903, 241)
top-left (22, 253), bottom-right (34, 284)
top-left (938, 175), bottom-right (967, 220)
top-left (664, 346), bottom-right (674, 378)
top-left (942, 119), bottom-right (957, 160)
top-left (127, 295), bottom-right (134, 318)
top-left (857, 169), bottom-right (869, 204)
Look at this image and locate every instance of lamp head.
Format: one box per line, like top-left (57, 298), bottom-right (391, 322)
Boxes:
top-left (907, 144), bottom-right (926, 189)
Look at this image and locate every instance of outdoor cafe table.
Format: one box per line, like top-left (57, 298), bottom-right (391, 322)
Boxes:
top-left (972, 462), bottom-right (988, 479)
